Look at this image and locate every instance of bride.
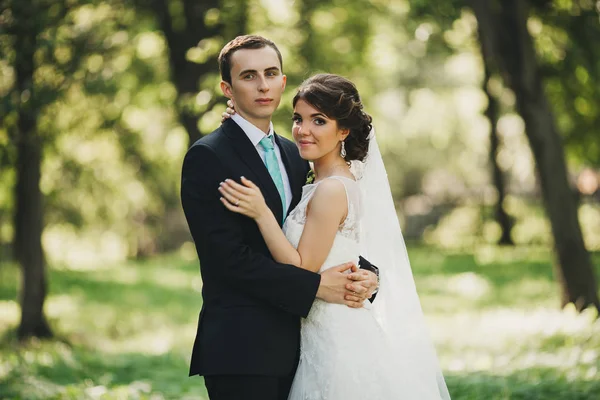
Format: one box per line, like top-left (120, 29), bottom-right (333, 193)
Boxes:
top-left (218, 73), bottom-right (450, 399)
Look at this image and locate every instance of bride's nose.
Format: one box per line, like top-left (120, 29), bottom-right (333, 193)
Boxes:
top-left (295, 123), bottom-right (308, 136)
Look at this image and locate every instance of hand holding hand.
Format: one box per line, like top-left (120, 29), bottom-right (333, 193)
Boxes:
top-left (317, 263), bottom-right (364, 308)
top-left (219, 177), bottom-right (269, 220)
top-left (345, 269), bottom-right (378, 303)
top-left (221, 99), bottom-right (237, 122)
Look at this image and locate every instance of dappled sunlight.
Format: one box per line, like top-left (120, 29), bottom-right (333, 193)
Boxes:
top-left (417, 272), bottom-right (491, 304)
top-left (445, 54), bottom-right (482, 86)
top-left (446, 272), bottom-right (491, 299)
top-left (472, 245), bottom-right (549, 265)
top-left (409, 247), bottom-right (599, 397)
top-left (43, 226), bottom-right (129, 269)
top-left (427, 306), bottom-right (599, 380)
top-left (105, 322), bottom-right (198, 355)
top-left (0, 257), bottom-right (207, 398)
top-left (146, 268), bottom-right (198, 290)
top-left (260, 0), bottom-right (297, 23)
top-left (580, 203), bottom-right (600, 251)
top-left (135, 32), bottom-right (165, 60)
top-left (2, 0), bottom-right (598, 398)
top-left (46, 295), bottom-right (80, 320)
top-left (179, 241), bottom-right (198, 262)
top-left (0, 301), bottom-right (19, 336)
top-left (1, 247), bottom-right (599, 398)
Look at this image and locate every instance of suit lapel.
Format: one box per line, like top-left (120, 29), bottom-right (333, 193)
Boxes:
top-left (222, 119), bottom-right (283, 223)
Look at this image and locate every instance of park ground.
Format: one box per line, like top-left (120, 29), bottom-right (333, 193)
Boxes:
top-left (1, 246), bottom-right (599, 399)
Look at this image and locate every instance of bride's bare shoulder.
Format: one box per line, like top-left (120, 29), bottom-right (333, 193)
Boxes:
top-left (306, 178), bottom-right (348, 219)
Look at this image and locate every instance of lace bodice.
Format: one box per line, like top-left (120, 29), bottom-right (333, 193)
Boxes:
top-left (283, 176), bottom-right (361, 273)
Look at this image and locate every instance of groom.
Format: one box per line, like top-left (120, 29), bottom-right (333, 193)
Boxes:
top-left (180, 35), bottom-right (379, 400)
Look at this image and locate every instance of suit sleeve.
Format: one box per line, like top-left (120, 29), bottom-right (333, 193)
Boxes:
top-left (181, 144), bottom-right (321, 317)
top-left (359, 257), bottom-right (379, 303)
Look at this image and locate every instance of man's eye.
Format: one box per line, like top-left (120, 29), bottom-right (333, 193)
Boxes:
top-left (243, 74), bottom-right (254, 80)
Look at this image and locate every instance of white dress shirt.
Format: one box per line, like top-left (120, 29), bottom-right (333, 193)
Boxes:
top-left (231, 113), bottom-right (293, 211)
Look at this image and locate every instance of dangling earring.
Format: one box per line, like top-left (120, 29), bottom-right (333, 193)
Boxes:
top-left (340, 140), bottom-right (347, 158)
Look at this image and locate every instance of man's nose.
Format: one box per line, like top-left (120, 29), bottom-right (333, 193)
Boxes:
top-left (257, 75), bottom-right (269, 92)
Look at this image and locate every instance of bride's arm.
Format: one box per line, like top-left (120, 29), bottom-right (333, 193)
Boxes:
top-left (219, 177), bottom-right (347, 273)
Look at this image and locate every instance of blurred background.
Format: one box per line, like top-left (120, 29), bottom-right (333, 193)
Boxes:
top-left (1, 0), bottom-right (599, 399)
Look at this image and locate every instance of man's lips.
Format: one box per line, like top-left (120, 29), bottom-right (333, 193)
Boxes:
top-left (255, 98), bottom-right (273, 105)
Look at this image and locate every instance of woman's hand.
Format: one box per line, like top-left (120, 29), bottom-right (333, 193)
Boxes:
top-left (219, 177), bottom-right (269, 220)
top-left (221, 99), bottom-right (237, 122)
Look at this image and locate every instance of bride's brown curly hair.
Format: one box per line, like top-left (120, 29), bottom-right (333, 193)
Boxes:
top-left (292, 74), bottom-right (372, 162)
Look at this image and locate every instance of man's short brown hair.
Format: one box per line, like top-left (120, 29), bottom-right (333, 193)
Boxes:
top-left (218, 35), bottom-right (283, 84)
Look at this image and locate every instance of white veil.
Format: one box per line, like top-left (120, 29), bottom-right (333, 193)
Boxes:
top-left (353, 128), bottom-right (451, 399)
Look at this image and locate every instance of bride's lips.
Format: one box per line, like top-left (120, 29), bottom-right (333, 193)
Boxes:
top-left (255, 98), bottom-right (273, 106)
top-left (297, 140), bottom-right (315, 147)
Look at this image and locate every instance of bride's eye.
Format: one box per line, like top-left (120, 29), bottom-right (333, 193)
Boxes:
top-left (292, 116), bottom-right (302, 124)
top-left (314, 118), bottom-right (326, 126)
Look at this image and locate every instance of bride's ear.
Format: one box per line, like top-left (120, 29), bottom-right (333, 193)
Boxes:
top-left (339, 128), bottom-right (350, 141)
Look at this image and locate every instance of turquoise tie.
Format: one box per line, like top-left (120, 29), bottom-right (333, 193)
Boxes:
top-left (259, 135), bottom-right (287, 221)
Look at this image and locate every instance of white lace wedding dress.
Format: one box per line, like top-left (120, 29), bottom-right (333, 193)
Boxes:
top-left (283, 176), bottom-right (407, 400)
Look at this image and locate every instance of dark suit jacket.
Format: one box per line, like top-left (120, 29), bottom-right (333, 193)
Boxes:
top-left (181, 119), bottom-right (376, 378)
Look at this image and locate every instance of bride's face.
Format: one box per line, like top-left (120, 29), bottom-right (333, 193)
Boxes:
top-left (292, 100), bottom-right (349, 161)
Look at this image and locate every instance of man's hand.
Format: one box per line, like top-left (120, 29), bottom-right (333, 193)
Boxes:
top-left (345, 269), bottom-right (378, 303)
top-left (316, 263), bottom-right (365, 308)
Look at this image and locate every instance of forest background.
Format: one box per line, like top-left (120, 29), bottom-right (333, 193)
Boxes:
top-left (1, 0), bottom-right (599, 399)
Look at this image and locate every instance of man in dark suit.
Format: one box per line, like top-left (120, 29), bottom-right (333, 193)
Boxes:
top-left (181, 35), bottom-right (379, 400)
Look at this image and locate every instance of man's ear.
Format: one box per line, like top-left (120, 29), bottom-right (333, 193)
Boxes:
top-left (220, 81), bottom-right (233, 98)
top-left (281, 74), bottom-right (287, 90)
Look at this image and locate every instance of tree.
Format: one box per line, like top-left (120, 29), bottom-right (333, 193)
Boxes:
top-left (3, 0), bottom-right (107, 338)
top-left (480, 33), bottom-right (514, 245)
top-left (468, 0), bottom-right (599, 311)
top-left (9, 0), bottom-right (52, 339)
top-left (136, 0), bottom-right (247, 144)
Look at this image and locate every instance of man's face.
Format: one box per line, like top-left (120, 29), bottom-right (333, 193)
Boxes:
top-left (221, 47), bottom-right (286, 126)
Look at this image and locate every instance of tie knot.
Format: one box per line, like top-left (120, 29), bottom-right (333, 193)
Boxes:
top-left (259, 135), bottom-right (275, 151)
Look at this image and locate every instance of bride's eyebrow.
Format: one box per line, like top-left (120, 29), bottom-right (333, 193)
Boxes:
top-left (292, 112), bottom-right (329, 119)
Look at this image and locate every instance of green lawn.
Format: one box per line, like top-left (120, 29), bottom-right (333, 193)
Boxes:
top-left (1, 246), bottom-right (599, 399)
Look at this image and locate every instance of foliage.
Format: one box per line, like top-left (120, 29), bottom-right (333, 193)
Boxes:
top-left (531, 1), bottom-right (600, 167)
top-left (0, 1), bottom-right (187, 263)
top-left (409, 0), bottom-right (600, 167)
top-left (422, 200), bottom-right (600, 250)
top-left (1, 0), bottom-right (598, 265)
top-left (0, 248), bottom-right (599, 399)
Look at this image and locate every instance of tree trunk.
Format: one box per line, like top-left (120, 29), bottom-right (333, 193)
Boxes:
top-left (148, 0), bottom-right (247, 145)
top-left (470, 0), bottom-right (599, 311)
top-left (13, 0), bottom-right (52, 339)
top-left (482, 61), bottom-right (514, 245)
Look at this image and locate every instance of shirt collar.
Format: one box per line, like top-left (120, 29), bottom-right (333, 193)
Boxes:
top-left (231, 113), bottom-right (274, 147)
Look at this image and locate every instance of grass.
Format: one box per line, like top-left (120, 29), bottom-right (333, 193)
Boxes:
top-left (0, 246), bottom-right (599, 399)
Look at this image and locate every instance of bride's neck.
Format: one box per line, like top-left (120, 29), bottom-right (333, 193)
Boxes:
top-left (313, 153), bottom-right (349, 181)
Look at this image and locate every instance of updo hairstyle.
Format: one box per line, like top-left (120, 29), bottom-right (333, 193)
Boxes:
top-left (292, 74), bottom-right (372, 162)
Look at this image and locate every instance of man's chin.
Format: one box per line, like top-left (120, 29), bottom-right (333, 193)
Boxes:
top-left (251, 108), bottom-right (277, 120)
